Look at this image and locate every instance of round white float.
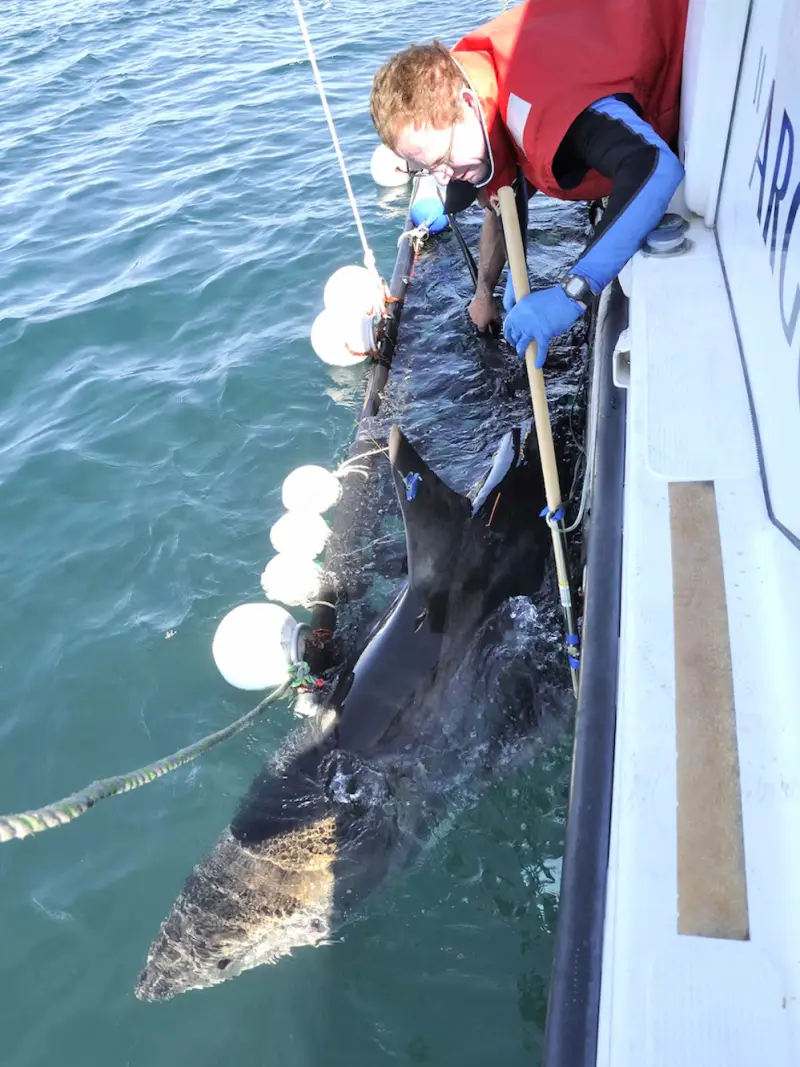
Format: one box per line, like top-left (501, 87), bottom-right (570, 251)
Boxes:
top-left (370, 143), bottom-right (411, 187)
top-left (269, 510), bottom-right (330, 558)
top-left (281, 465), bottom-right (342, 514)
top-left (260, 553), bottom-right (323, 607)
top-left (212, 602), bottom-right (308, 691)
top-left (310, 307), bottom-right (374, 367)
top-left (323, 265), bottom-right (383, 318)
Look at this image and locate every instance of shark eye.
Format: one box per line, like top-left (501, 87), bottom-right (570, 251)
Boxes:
top-left (217, 958), bottom-right (232, 971)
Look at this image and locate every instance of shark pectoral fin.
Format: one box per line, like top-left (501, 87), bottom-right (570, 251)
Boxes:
top-left (388, 426), bottom-right (471, 596)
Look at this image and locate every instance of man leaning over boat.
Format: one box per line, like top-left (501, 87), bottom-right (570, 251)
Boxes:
top-left (370, 0), bottom-right (689, 366)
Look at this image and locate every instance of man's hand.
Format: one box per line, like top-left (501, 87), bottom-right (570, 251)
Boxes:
top-left (468, 282), bottom-right (501, 330)
top-left (469, 208), bottom-right (505, 330)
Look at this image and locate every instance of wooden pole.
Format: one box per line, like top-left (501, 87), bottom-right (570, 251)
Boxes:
top-left (497, 186), bottom-right (580, 694)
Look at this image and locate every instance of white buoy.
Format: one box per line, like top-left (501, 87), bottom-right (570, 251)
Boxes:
top-left (370, 143), bottom-right (411, 187)
top-left (310, 307), bottom-right (375, 366)
top-left (312, 265), bottom-right (384, 367)
top-left (282, 465), bottom-right (342, 514)
top-left (269, 511), bottom-right (330, 558)
top-left (323, 265), bottom-right (383, 318)
top-left (212, 602), bottom-right (308, 691)
top-left (260, 553), bottom-right (323, 607)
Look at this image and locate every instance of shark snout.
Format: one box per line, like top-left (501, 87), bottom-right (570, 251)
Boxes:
top-left (135, 968), bottom-right (177, 1003)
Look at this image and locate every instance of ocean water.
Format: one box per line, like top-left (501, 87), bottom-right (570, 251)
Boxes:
top-left (0, 2), bottom-right (591, 1064)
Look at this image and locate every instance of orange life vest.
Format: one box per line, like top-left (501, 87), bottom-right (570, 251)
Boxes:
top-left (451, 0), bottom-right (689, 201)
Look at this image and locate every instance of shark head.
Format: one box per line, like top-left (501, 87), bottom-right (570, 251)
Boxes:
top-left (135, 747), bottom-right (397, 1001)
top-left (136, 423), bottom-right (550, 1000)
top-left (134, 826), bottom-right (335, 1002)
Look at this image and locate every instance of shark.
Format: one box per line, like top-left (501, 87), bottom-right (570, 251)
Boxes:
top-left (135, 421), bottom-right (562, 1001)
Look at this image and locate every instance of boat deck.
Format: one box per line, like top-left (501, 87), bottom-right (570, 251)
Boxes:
top-left (598, 202), bottom-right (800, 1065)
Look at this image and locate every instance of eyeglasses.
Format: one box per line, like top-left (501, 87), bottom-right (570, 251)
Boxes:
top-left (406, 122), bottom-right (456, 180)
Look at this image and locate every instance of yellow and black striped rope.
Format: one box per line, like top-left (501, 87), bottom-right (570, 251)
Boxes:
top-left (0, 679), bottom-right (293, 843)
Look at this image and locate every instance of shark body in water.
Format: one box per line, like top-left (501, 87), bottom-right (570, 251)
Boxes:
top-left (136, 422), bottom-right (564, 1002)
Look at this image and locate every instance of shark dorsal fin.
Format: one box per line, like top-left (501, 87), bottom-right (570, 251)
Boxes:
top-left (388, 425), bottom-right (471, 596)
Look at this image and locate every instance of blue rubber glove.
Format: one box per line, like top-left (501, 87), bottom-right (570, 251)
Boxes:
top-left (503, 285), bottom-right (583, 366)
top-left (503, 272), bottom-right (516, 313)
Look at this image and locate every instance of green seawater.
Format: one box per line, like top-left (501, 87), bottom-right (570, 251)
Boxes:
top-left (0, 3), bottom-right (585, 1064)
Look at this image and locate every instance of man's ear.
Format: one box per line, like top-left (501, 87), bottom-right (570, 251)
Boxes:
top-left (460, 86), bottom-right (480, 115)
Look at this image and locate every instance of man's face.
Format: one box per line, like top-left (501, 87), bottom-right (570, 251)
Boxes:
top-left (392, 89), bottom-right (490, 187)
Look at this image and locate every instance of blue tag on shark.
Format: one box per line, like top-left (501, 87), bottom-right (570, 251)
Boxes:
top-left (403, 472), bottom-right (421, 501)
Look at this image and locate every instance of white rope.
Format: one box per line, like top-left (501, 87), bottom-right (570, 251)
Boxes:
top-left (562, 462), bottom-right (589, 534)
top-left (290, 0), bottom-right (381, 285)
top-left (333, 444), bottom-right (389, 478)
top-left (398, 223), bottom-right (430, 252)
top-left (336, 464), bottom-right (372, 480)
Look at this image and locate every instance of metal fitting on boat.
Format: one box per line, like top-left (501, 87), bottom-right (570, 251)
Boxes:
top-left (643, 212), bottom-right (690, 256)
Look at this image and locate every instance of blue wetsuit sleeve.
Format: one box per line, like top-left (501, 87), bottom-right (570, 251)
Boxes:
top-left (556, 96), bottom-right (685, 293)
